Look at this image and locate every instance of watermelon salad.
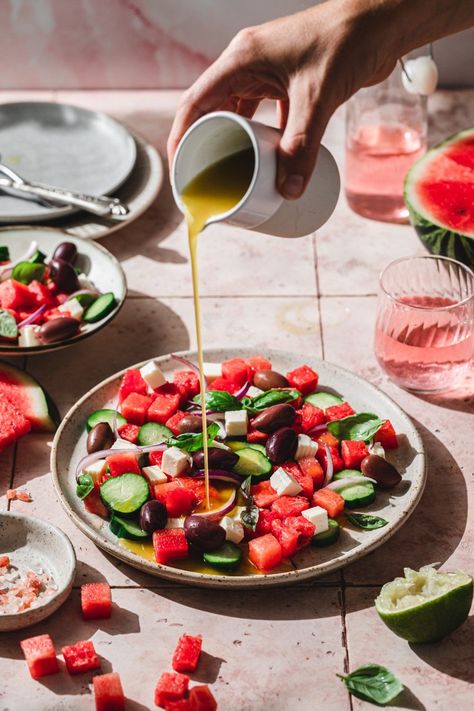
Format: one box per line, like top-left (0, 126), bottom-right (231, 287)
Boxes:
top-left (0, 239), bottom-right (117, 347)
top-left (76, 355), bottom-right (403, 574)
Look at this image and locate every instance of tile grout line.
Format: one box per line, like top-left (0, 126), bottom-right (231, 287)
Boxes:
top-left (7, 354), bottom-right (27, 509)
top-left (124, 293), bottom-right (378, 301)
top-left (339, 584), bottom-right (354, 711)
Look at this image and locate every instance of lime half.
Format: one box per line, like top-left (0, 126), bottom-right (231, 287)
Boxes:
top-left (375, 564), bottom-right (473, 643)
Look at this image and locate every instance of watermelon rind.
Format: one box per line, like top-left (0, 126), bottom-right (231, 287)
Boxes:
top-left (405, 127), bottom-right (474, 267)
top-left (0, 361), bottom-right (58, 433)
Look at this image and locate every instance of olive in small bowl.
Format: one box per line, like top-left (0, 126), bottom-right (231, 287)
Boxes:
top-left (183, 515), bottom-right (226, 551)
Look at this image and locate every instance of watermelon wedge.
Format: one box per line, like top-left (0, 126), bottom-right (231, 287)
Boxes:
top-left (405, 127), bottom-right (474, 266)
top-left (0, 361), bottom-right (57, 433)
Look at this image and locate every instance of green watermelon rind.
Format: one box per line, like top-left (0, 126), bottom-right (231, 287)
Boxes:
top-left (404, 127), bottom-right (474, 267)
top-left (0, 361), bottom-right (58, 433)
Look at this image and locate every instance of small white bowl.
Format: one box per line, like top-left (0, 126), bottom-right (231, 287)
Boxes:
top-left (0, 512), bottom-right (76, 631)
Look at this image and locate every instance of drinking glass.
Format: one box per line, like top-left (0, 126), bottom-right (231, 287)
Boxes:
top-left (374, 256), bottom-right (474, 392)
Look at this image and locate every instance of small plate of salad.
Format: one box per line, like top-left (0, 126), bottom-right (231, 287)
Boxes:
top-left (0, 227), bottom-right (126, 355)
top-left (51, 349), bottom-right (426, 588)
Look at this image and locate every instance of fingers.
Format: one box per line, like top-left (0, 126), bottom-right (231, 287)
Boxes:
top-left (276, 100), bottom-right (289, 130)
top-left (236, 98), bottom-right (260, 119)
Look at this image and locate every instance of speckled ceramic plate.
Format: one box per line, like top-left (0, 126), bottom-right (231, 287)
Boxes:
top-left (51, 348), bottom-right (426, 589)
top-left (0, 227), bottom-right (127, 355)
top-left (0, 512), bottom-right (76, 631)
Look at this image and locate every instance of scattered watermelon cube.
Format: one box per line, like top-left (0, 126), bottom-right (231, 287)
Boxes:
top-left (172, 634), bottom-right (203, 673)
top-left (153, 529), bottom-right (189, 565)
top-left (120, 392), bottom-right (153, 425)
top-left (271, 496), bottom-right (309, 518)
top-left (20, 634), bottom-right (59, 679)
top-left (155, 671), bottom-right (190, 708)
top-left (173, 370), bottom-right (200, 402)
top-left (166, 410), bottom-right (187, 436)
top-left (0, 397), bottom-right (31, 451)
top-left (296, 402), bottom-right (325, 433)
top-left (117, 423), bottom-right (140, 444)
top-left (93, 672), bottom-right (125, 711)
top-left (118, 368), bottom-right (148, 404)
top-left (81, 582), bottom-right (112, 620)
top-left (312, 488), bottom-right (345, 518)
top-left (246, 355), bottom-right (272, 375)
top-left (341, 440), bottom-right (369, 469)
top-left (149, 450), bottom-right (164, 467)
top-left (189, 685), bottom-right (218, 711)
top-left (374, 420), bottom-right (398, 449)
top-left (84, 489), bottom-right (109, 518)
top-left (248, 533), bottom-right (283, 571)
top-left (317, 431), bottom-right (340, 448)
top-left (250, 480), bottom-right (278, 509)
top-left (62, 639), bottom-right (100, 675)
top-left (105, 451), bottom-right (140, 477)
top-left (297, 457), bottom-right (324, 490)
top-left (246, 427), bottom-right (268, 444)
top-left (286, 364), bottom-right (318, 395)
top-left (270, 516), bottom-right (315, 557)
top-left (325, 402), bottom-right (355, 422)
top-left (165, 700), bottom-right (192, 711)
top-left (207, 377), bottom-right (239, 394)
top-left (221, 358), bottom-right (250, 387)
top-left (148, 383), bottom-right (181, 424)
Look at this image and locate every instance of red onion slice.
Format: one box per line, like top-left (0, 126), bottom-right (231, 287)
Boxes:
top-left (307, 423), bottom-right (328, 437)
top-left (322, 443), bottom-right (334, 487)
top-left (194, 469), bottom-right (242, 485)
top-left (326, 476), bottom-right (377, 491)
top-left (75, 442), bottom-right (167, 481)
top-left (17, 304), bottom-right (46, 328)
top-left (193, 488), bottom-right (238, 519)
top-left (234, 380), bottom-right (250, 400)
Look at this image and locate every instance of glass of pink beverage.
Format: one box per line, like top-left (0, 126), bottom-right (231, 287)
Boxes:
top-left (375, 256), bottom-right (474, 392)
top-left (345, 64), bottom-right (427, 223)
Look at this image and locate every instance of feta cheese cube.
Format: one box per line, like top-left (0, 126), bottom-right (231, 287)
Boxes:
top-left (162, 447), bottom-right (191, 477)
top-left (142, 465), bottom-right (168, 484)
top-left (166, 517), bottom-right (185, 529)
top-left (246, 385), bottom-right (264, 398)
top-left (139, 360), bottom-right (167, 390)
top-left (302, 505), bottom-right (329, 533)
top-left (220, 516), bottom-right (244, 544)
top-left (225, 410), bottom-right (248, 437)
top-left (270, 467), bottom-right (302, 497)
top-left (369, 441), bottom-right (386, 458)
top-left (295, 434), bottom-right (318, 460)
top-left (81, 459), bottom-right (106, 485)
top-left (111, 438), bottom-right (139, 451)
top-left (18, 325), bottom-right (41, 348)
top-left (203, 362), bottom-right (221, 381)
top-left (58, 299), bottom-right (83, 319)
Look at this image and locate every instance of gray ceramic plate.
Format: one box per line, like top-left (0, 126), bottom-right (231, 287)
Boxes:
top-left (0, 227), bottom-right (127, 355)
top-left (51, 349), bottom-right (426, 588)
top-left (0, 512), bottom-right (76, 631)
top-left (0, 102), bottom-right (136, 222)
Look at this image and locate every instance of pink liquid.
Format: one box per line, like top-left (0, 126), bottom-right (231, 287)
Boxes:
top-left (375, 296), bottom-right (474, 391)
top-left (345, 124), bottom-right (426, 223)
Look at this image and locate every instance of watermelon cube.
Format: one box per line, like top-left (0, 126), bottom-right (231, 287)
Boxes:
top-left (81, 582), bottom-right (112, 620)
top-left (20, 634), bottom-right (59, 679)
top-left (84, 489), bottom-right (109, 518)
top-left (207, 377), bottom-right (239, 394)
top-left (317, 431), bottom-right (340, 448)
top-left (153, 529), bottom-right (189, 564)
top-left (0, 278), bottom-right (36, 310)
top-left (148, 383), bottom-right (181, 424)
top-left (93, 672), bottom-right (125, 711)
top-left (250, 480), bottom-right (278, 508)
top-left (172, 634), bottom-right (203, 673)
top-left (27, 279), bottom-right (56, 308)
top-left (248, 533), bottom-right (283, 571)
top-left (296, 403), bottom-right (325, 433)
top-left (120, 392), bottom-right (153, 425)
top-left (271, 496), bottom-right (309, 518)
top-left (221, 358), bottom-right (250, 387)
top-left (246, 355), bottom-right (272, 374)
top-left (341, 440), bottom-right (369, 469)
top-left (173, 370), bottom-right (200, 402)
top-left (312, 488), bottom-right (345, 518)
top-left (0, 397), bottom-right (31, 451)
top-left (149, 450), bottom-right (164, 467)
top-left (117, 423), bottom-right (140, 444)
top-left (166, 410), bottom-right (187, 436)
top-left (246, 427), bottom-right (268, 444)
top-left (325, 402), bottom-right (355, 422)
top-left (62, 639), bottom-right (100, 675)
top-left (165, 701), bottom-right (192, 711)
top-left (189, 685), bottom-right (218, 711)
top-left (286, 364), bottom-right (318, 395)
top-left (282, 460), bottom-right (314, 497)
top-left (374, 420), bottom-right (398, 449)
top-left (297, 457), bottom-right (324, 490)
top-left (255, 509), bottom-right (282, 536)
top-left (118, 368), bottom-right (148, 404)
top-left (165, 487), bottom-right (195, 517)
top-left (316, 444), bottom-right (344, 474)
top-left (270, 516), bottom-right (315, 557)
top-left (155, 671), bottom-right (190, 708)
top-left (105, 451), bottom-right (140, 477)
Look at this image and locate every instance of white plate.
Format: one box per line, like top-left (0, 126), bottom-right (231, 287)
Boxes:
top-left (0, 102), bottom-right (136, 222)
top-left (0, 227), bottom-right (127, 355)
top-left (51, 348), bottom-right (426, 589)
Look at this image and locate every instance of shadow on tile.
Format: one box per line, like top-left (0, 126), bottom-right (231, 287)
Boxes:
top-left (409, 614), bottom-right (474, 684)
top-left (191, 650), bottom-right (226, 684)
top-left (391, 686), bottom-right (427, 711)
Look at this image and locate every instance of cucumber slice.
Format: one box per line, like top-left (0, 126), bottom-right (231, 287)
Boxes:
top-left (100, 473), bottom-right (149, 515)
top-left (304, 391), bottom-right (343, 409)
top-left (341, 482), bottom-right (376, 508)
top-left (233, 447), bottom-right (272, 480)
top-left (333, 469), bottom-right (363, 480)
top-left (138, 422), bottom-right (172, 446)
top-left (68, 292), bottom-right (98, 308)
top-left (110, 514), bottom-right (150, 540)
top-left (29, 249), bottom-right (47, 264)
top-left (312, 519), bottom-right (340, 547)
top-left (87, 408), bottom-right (127, 432)
top-left (83, 292), bottom-right (117, 323)
top-left (0, 246), bottom-right (10, 262)
top-left (227, 440), bottom-right (267, 455)
top-left (203, 542), bottom-right (242, 571)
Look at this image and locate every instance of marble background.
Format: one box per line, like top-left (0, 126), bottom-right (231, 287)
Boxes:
top-left (0, 0), bottom-right (473, 90)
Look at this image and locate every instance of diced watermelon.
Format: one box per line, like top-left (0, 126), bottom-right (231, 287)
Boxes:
top-left (0, 397), bottom-right (31, 451)
top-left (81, 582), bottom-right (112, 620)
top-left (316, 444), bottom-right (344, 474)
top-left (93, 672), bottom-right (125, 711)
top-left (374, 420), bottom-right (398, 449)
top-left (149, 450), bottom-right (164, 467)
top-left (0, 361), bottom-right (56, 433)
top-left (189, 685), bottom-right (218, 711)
top-left (341, 440), bottom-right (369, 469)
top-left (62, 639), bottom-right (100, 675)
top-left (20, 634), bottom-right (59, 679)
top-left (117, 423), bottom-right (140, 444)
top-left (250, 480), bottom-right (278, 508)
top-left (27, 279), bottom-right (56, 308)
top-left (297, 457), bottom-right (325, 490)
top-left (207, 377), bottom-right (239, 394)
top-left (172, 634), bottom-right (203, 673)
top-left (282, 460), bottom-right (313, 498)
top-left (120, 392), bottom-right (153, 425)
top-left (286, 365), bottom-right (318, 395)
top-left (105, 452), bottom-right (140, 477)
top-left (118, 368), bottom-right (148, 404)
top-left (255, 509), bottom-right (282, 535)
top-left (155, 671), bottom-right (190, 708)
top-left (248, 533), bottom-right (282, 571)
top-left (148, 383), bottom-right (181, 424)
top-left (164, 487), bottom-right (195, 517)
top-left (153, 529), bottom-right (189, 565)
top-left (221, 358), bottom-right (250, 387)
top-left (246, 427), bottom-right (268, 444)
top-left (270, 516), bottom-right (315, 557)
top-left (0, 279), bottom-right (36, 310)
top-left (246, 355), bottom-right (272, 376)
top-left (165, 701), bottom-right (192, 711)
top-left (295, 402), bottom-right (326, 433)
top-left (312, 488), bottom-right (345, 518)
top-left (317, 431), bottom-right (340, 448)
top-left (84, 489), bottom-right (109, 518)
top-left (173, 370), bottom-right (200, 402)
top-left (43, 307), bottom-right (72, 321)
top-left (271, 496), bottom-right (309, 518)
top-left (325, 402), bottom-right (355, 421)
top-left (166, 410), bottom-right (187, 436)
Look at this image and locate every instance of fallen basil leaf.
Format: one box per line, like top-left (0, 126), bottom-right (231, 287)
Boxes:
top-left (347, 513), bottom-right (388, 530)
top-left (193, 390), bottom-right (242, 412)
top-left (338, 664), bottom-right (403, 705)
top-left (76, 474), bottom-right (94, 500)
top-left (168, 421), bottom-right (220, 452)
top-left (327, 412), bottom-right (385, 442)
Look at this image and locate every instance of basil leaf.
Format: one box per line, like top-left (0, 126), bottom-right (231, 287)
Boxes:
top-left (11, 261), bottom-right (46, 285)
top-left (0, 309), bottom-right (18, 339)
top-left (167, 421), bottom-right (220, 452)
top-left (241, 504), bottom-right (259, 532)
top-left (249, 388), bottom-right (301, 411)
top-left (193, 390), bottom-right (242, 412)
top-left (76, 474), bottom-right (94, 500)
top-left (240, 475), bottom-right (252, 501)
top-left (327, 413), bottom-right (385, 442)
top-left (338, 664), bottom-right (403, 705)
top-left (347, 513), bottom-right (388, 530)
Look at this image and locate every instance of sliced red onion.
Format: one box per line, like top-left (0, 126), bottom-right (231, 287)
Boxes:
top-left (234, 380), bottom-right (250, 400)
top-left (326, 476), bottom-right (377, 491)
top-left (171, 353), bottom-right (207, 391)
top-left (17, 304), bottom-right (46, 328)
top-left (322, 443), bottom-right (334, 487)
top-left (194, 469), bottom-right (242, 485)
top-left (75, 443), bottom-right (167, 480)
top-left (307, 423), bottom-right (328, 436)
top-left (0, 240), bottom-right (38, 278)
top-left (193, 488), bottom-right (237, 519)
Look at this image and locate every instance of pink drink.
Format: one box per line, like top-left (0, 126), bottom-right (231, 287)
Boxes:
top-left (345, 124), bottom-right (426, 223)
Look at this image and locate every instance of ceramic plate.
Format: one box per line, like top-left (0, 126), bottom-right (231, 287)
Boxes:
top-left (0, 227), bottom-right (127, 355)
top-left (0, 512), bottom-right (76, 631)
top-left (0, 102), bottom-right (136, 222)
top-left (51, 348), bottom-right (426, 589)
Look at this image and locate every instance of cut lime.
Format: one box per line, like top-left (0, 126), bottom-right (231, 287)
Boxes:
top-left (375, 564), bottom-right (473, 643)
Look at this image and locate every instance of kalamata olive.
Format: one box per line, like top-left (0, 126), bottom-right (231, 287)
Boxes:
top-left (52, 241), bottom-right (77, 264)
top-left (193, 447), bottom-right (239, 471)
top-left (265, 427), bottom-right (298, 464)
top-left (139, 500), bottom-right (168, 533)
top-left (361, 454), bottom-right (402, 489)
top-left (87, 422), bottom-right (115, 454)
top-left (253, 369), bottom-right (290, 390)
top-left (39, 317), bottom-right (80, 343)
top-left (50, 258), bottom-right (80, 293)
top-left (183, 515), bottom-right (226, 551)
top-left (178, 415), bottom-right (206, 434)
top-left (251, 403), bottom-right (296, 433)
